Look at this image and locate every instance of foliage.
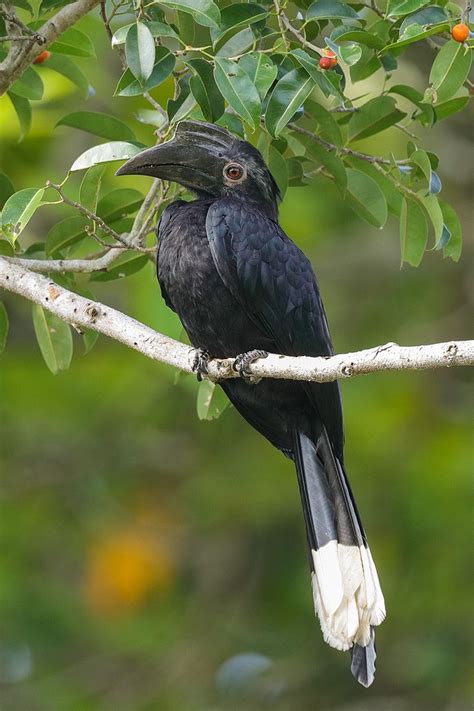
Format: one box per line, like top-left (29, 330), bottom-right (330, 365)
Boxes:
top-left (0, 1), bottom-right (472, 370)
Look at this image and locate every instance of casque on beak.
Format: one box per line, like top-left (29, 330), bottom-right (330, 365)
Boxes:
top-left (116, 120), bottom-right (236, 195)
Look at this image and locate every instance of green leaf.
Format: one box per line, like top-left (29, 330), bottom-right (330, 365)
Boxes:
top-left (239, 52), bottom-right (277, 100)
top-left (380, 20), bottom-right (449, 53)
top-left (56, 112), bottom-right (136, 142)
top-left (305, 139), bottom-right (347, 191)
top-left (112, 21), bottom-right (178, 46)
top-left (345, 169), bottom-right (387, 227)
top-left (50, 27), bottom-right (95, 57)
top-left (196, 380), bottom-right (229, 420)
top-left (9, 65), bottom-right (43, 100)
top-left (429, 40), bottom-right (472, 103)
top-left (332, 29), bottom-right (385, 50)
top-left (214, 57), bottom-right (261, 129)
top-left (307, 0), bottom-right (360, 20)
top-left (400, 197), bottom-right (428, 266)
top-left (7, 92), bottom-right (31, 141)
top-left (387, 0), bottom-right (430, 16)
top-left (125, 22), bottom-right (156, 84)
top-left (268, 145), bottom-right (289, 196)
top-left (187, 58), bottom-right (225, 122)
top-left (410, 148), bottom-right (431, 185)
top-left (0, 301), bottom-right (8, 355)
top-left (90, 252), bottom-right (149, 281)
top-left (305, 99), bottom-right (342, 145)
top-left (399, 5), bottom-right (448, 34)
top-left (326, 37), bottom-right (362, 66)
top-left (266, 68), bottom-right (315, 137)
top-left (44, 54), bottom-right (89, 97)
top-left (346, 157), bottom-right (403, 216)
top-left (134, 109), bottom-right (168, 128)
top-left (420, 194), bottom-right (443, 245)
top-left (215, 27), bottom-right (255, 58)
top-left (116, 48), bottom-right (175, 96)
top-left (434, 91), bottom-right (470, 121)
top-left (46, 215), bottom-right (87, 256)
top-left (70, 142), bottom-right (144, 172)
top-left (80, 164), bottom-right (105, 215)
top-left (439, 200), bottom-right (462, 261)
top-left (214, 3), bottom-right (267, 35)
top-left (156, 0), bottom-right (221, 29)
top-left (348, 95), bottom-right (406, 141)
top-left (11, 0), bottom-right (32, 11)
top-left (83, 328), bottom-right (99, 354)
top-left (1, 188), bottom-right (44, 243)
top-left (291, 49), bottom-right (344, 99)
top-left (97, 188), bottom-right (144, 223)
top-left (32, 304), bottom-right (73, 374)
top-left (388, 84), bottom-right (434, 125)
top-left (0, 173), bottom-right (15, 210)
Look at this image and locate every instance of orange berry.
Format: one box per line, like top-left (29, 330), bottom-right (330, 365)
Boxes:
top-left (319, 56), bottom-right (335, 70)
top-left (451, 23), bottom-right (469, 42)
top-left (33, 50), bottom-right (50, 64)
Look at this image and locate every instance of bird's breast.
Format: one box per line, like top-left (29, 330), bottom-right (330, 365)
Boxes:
top-left (157, 200), bottom-right (270, 357)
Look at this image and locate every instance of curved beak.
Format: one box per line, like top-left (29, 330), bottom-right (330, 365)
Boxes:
top-left (116, 120), bottom-right (235, 194)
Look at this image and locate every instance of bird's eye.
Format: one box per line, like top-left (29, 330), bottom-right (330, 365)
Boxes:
top-left (224, 162), bottom-right (245, 182)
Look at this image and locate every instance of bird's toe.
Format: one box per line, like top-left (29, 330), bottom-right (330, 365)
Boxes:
top-left (233, 349), bottom-right (268, 384)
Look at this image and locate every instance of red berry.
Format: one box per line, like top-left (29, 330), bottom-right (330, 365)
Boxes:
top-left (451, 23), bottom-right (469, 42)
top-left (319, 56), bottom-right (334, 70)
top-left (33, 50), bottom-right (50, 64)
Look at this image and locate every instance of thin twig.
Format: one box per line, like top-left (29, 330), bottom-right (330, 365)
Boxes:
top-left (279, 10), bottom-right (324, 56)
top-left (289, 123), bottom-right (410, 166)
top-left (45, 181), bottom-right (153, 253)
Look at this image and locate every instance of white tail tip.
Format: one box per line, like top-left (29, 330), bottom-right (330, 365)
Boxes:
top-left (311, 542), bottom-right (385, 651)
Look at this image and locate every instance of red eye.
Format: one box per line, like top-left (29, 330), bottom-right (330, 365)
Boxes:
top-left (224, 163), bottom-right (244, 181)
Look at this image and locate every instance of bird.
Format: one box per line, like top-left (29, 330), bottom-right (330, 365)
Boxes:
top-left (117, 120), bottom-right (385, 686)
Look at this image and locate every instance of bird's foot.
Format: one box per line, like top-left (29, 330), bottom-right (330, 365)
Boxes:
top-left (192, 349), bottom-right (211, 382)
top-left (233, 350), bottom-right (268, 385)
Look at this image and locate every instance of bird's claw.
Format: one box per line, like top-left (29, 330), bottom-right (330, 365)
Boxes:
top-left (233, 349), bottom-right (268, 384)
top-left (192, 349), bottom-right (211, 382)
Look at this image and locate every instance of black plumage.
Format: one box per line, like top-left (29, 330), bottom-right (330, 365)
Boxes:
top-left (117, 121), bottom-right (385, 687)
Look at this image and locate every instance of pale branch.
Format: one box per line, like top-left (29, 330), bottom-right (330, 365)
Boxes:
top-left (4, 248), bottom-right (122, 273)
top-left (0, 0), bottom-right (101, 96)
top-left (1, 257), bottom-right (473, 383)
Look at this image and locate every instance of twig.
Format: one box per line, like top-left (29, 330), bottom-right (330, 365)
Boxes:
top-left (130, 179), bottom-right (161, 247)
top-left (278, 9), bottom-right (324, 56)
top-left (45, 181), bottom-right (153, 253)
top-left (1, 258), bottom-right (472, 382)
top-left (289, 123), bottom-right (410, 166)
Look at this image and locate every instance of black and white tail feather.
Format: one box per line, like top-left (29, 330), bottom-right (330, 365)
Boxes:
top-left (293, 428), bottom-right (385, 687)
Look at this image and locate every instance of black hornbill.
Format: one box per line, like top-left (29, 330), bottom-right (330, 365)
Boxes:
top-left (117, 120), bottom-right (385, 687)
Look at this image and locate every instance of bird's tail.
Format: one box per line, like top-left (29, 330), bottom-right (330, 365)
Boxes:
top-left (293, 428), bottom-right (385, 687)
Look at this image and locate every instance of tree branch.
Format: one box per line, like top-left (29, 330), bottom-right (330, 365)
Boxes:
top-left (4, 248), bottom-right (122, 273)
top-left (1, 257), bottom-right (472, 382)
top-left (0, 0), bottom-right (101, 96)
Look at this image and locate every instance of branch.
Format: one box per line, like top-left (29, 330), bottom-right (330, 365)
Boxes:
top-left (290, 123), bottom-right (410, 166)
top-left (1, 257), bottom-right (473, 383)
top-left (0, 0), bottom-right (101, 96)
top-left (4, 248), bottom-right (122, 273)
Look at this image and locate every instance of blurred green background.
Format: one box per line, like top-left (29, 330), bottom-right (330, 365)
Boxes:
top-left (0, 10), bottom-right (473, 710)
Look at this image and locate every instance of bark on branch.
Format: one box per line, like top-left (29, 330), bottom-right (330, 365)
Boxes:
top-left (1, 257), bottom-right (473, 382)
top-left (0, 0), bottom-right (101, 96)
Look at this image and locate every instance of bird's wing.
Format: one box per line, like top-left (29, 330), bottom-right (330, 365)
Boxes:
top-left (206, 197), bottom-right (344, 455)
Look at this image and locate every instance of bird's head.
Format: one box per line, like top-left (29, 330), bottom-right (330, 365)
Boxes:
top-left (116, 121), bottom-right (281, 219)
